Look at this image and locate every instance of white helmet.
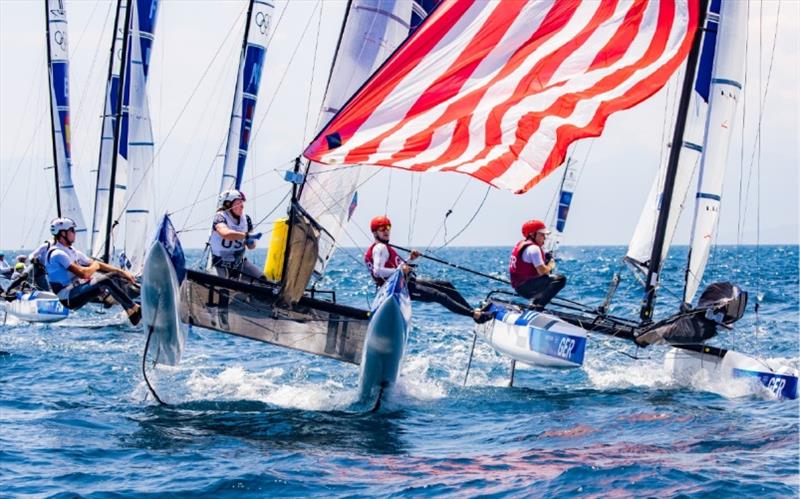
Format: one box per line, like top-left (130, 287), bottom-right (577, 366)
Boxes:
top-left (50, 217), bottom-right (77, 236)
top-left (218, 189), bottom-right (246, 208)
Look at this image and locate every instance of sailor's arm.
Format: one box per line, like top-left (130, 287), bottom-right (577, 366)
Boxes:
top-left (215, 222), bottom-right (247, 241)
top-left (66, 260), bottom-right (101, 280)
top-left (94, 261), bottom-right (137, 284)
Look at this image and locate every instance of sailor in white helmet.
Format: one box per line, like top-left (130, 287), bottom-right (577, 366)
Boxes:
top-left (209, 189), bottom-right (262, 280)
top-left (44, 217), bottom-right (142, 325)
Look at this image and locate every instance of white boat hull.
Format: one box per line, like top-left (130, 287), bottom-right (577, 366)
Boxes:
top-left (357, 271), bottom-right (411, 405)
top-left (2, 291), bottom-right (68, 323)
top-left (477, 303), bottom-right (587, 368)
top-left (664, 346), bottom-right (799, 400)
top-left (142, 241), bottom-right (186, 366)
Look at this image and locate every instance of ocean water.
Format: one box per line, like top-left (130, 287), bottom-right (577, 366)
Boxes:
top-left (1, 245), bottom-right (798, 497)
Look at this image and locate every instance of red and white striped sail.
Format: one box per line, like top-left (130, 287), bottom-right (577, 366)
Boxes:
top-left (305, 0), bottom-right (699, 194)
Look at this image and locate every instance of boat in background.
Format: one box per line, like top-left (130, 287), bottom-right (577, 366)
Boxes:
top-left (302, 0), bottom-right (798, 399)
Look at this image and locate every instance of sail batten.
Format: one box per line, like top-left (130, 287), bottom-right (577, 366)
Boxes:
top-left (305, 0), bottom-right (699, 195)
top-left (46, 0), bottom-right (88, 249)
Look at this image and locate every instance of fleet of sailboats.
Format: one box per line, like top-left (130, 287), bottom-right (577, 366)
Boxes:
top-left (1, 0), bottom-right (796, 403)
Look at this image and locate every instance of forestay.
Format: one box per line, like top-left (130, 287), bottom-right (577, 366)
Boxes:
top-left (298, 0), bottom-right (424, 279)
top-left (305, 0), bottom-right (699, 194)
top-left (684, 0), bottom-right (746, 303)
top-left (46, 0), bottom-right (88, 249)
top-left (626, 0), bottom-right (721, 273)
top-left (219, 0), bottom-right (275, 192)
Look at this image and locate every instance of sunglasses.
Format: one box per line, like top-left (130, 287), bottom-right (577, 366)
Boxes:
top-left (67, 227), bottom-right (76, 233)
top-left (377, 225), bottom-right (391, 231)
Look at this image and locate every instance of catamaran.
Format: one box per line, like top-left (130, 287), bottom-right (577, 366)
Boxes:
top-left (142, 0), bottom-right (434, 408)
top-left (3, 0), bottom-right (89, 323)
top-left (301, 0), bottom-right (798, 400)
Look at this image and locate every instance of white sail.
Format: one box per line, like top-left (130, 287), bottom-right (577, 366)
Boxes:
top-left (90, 0), bottom-right (128, 259)
top-left (548, 158), bottom-right (579, 253)
top-left (684, 0), bottom-right (746, 303)
top-left (219, 0), bottom-right (275, 193)
top-left (299, 0), bottom-right (421, 278)
top-left (46, 0), bottom-right (88, 249)
top-left (626, 0), bottom-right (721, 273)
top-left (121, 0), bottom-right (159, 274)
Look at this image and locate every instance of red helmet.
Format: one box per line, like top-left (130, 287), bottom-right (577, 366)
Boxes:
top-left (522, 219), bottom-right (550, 238)
top-left (370, 216), bottom-right (392, 232)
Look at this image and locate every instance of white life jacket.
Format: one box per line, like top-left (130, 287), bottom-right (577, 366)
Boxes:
top-left (208, 210), bottom-right (252, 261)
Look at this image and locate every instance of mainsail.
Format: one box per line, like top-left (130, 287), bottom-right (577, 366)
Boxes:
top-left (45, 0), bottom-right (88, 249)
top-left (90, 0), bottom-right (127, 259)
top-left (683, 0), bottom-right (746, 303)
top-left (298, 0), bottom-right (424, 279)
top-left (219, 0), bottom-right (275, 193)
top-left (90, 0), bottom-right (160, 274)
top-left (548, 158), bottom-right (579, 253)
top-left (120, 0), bottom-right (160, 274)
top-left (626, 0), bottom-right (721, 273)
top-left (305, 0), bottom-right (699, 195)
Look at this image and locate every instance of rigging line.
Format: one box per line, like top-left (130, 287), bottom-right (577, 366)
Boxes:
top-left (301, 2), bottom-right (324, 149)
top-left (737, 0), bottom-right (751, 248)
top-left (169, 159), bottom-right (293, 218)
top-left (71, 0), bottom-right (111, 135)
top-left (101, 4), bottom-right (251, 227)
top-left (248, 1), bottom-right (320, 147)
top-left (433, 184), bottom-right (491, 252)
top-left (411, 175), bottom-right (424, 243)
top-left (0, 110), bottom-right (48, 207)
top-left (383, 169), bottom-right (392, 216)
top-left (164, 24), bottom-right (242, 222)
top-left (423, 177), bottom-right (471, 253)
top-left (740, 0), bottom-right (780, 239)
top-left (407, 175), bottom-right (414, 244)
top-left (179, 181), bottom-right (290, 233)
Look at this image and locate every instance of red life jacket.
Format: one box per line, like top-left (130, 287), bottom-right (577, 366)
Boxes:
top-left (509, 239), bottom-right (544, 289)
top-left (364, 242), bottom-right (401, 285)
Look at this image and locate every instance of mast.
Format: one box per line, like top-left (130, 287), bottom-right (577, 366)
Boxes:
top-left (104, 0), bottom-right (133, 263)
top-left (639, 0), bottom-right (710, 323)
top-left (44, 0), bottom-right (62, 216)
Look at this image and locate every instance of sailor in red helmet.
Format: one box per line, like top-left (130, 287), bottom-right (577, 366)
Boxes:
top-left (509, 219), bottom-right (567, 310)
top-left (365, 215), bottom-right (494, 323)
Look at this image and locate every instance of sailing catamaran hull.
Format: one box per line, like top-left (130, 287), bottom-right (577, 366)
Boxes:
top-left (357, 272), bottom-right (411, 405)
top-left (477, 302), bottom-right (587, 368)
top-left (2, 291), bottom-right (68, 323)
top-left (142, 241), bottom-right (186, 366)
top-left (664, 346), bottom-right (799, 400)
top-left (180, 270), bottom-right (369, 365)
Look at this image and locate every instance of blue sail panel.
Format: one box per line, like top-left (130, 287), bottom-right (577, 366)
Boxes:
top-left (556, 191), bottom-right (573, 233)
top-left (695, 0), bottom-right (721, 102)
top-left (233, 44), bottom-right (266, 189)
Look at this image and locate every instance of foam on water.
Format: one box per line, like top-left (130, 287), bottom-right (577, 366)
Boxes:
top-left (1, 245), bottom-right (798, 496)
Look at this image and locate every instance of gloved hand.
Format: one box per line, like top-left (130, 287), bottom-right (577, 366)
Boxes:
top-left (245, 232), bottom-right (263, 245)
top-left (544, 251), bottom-right (554, 264)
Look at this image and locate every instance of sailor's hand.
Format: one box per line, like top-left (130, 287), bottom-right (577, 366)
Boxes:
top-left (544, 251), bottom-right (554, 264)
top-left (547, 259), bottom-right (557, 271)
top-left (409, 249), bottom-right (421, 260)
top-left (400, 263), bottom-right (412, 275)
top-left (245, 232), bottom-right (263, 245)
top-left (121, 270), bottom-right (137, 285)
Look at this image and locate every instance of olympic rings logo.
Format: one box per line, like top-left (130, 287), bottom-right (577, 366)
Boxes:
top-left (54, 30), bottom-right (67, 51)
top-left (254, 11), bottom-right (271, 36)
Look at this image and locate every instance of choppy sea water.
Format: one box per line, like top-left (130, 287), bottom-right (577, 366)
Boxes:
top-left (1, 245), bottom-right (797, 497)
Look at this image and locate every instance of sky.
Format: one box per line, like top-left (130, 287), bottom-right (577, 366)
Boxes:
top-left (1, 0), bottom-right (797, 252)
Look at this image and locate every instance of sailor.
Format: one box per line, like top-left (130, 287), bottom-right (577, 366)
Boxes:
top-left (10, 262), bottom-right (26, 281)
top-left (209, 189), bottom-right (263, 280)
top-left (365, 215), bottom-right (494, 324)
top-left (0, 253), bottom-right (10, 278)
top-left (44, 217), bottom-right (142, 325)
top-left (509, 219), bottom-right (566, 310)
